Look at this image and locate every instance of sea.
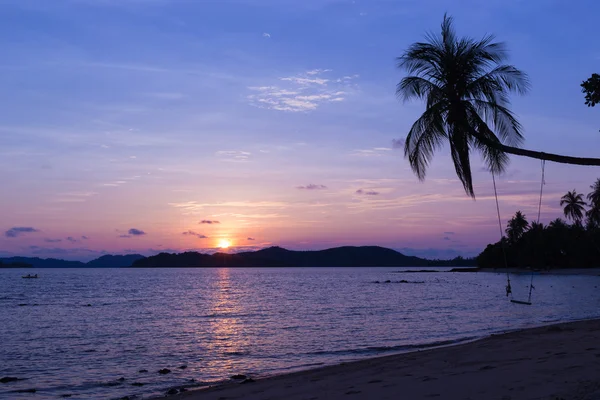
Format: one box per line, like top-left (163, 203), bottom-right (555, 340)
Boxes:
top-left (1, 267), bottom-right (599, 399)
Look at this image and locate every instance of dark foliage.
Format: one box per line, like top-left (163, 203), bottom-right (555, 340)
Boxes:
top-left (581, 73), bottom-right (600, 107)
top-left (478, 182), bottom-right (600, 269)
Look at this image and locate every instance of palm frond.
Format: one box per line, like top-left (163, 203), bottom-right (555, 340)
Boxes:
top-left (404, 103), bottom-right (448, 181)
top-left (470, 100), bottom-right (524, 147)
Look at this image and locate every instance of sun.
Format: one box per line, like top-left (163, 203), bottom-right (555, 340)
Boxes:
top-left (218, 239), bottom-right (231, 249)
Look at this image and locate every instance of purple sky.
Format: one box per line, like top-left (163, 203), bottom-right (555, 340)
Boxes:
top-left (1, 0), bottom-right (599, 261)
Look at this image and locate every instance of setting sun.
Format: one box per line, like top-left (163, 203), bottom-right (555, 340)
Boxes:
top-left (217, 239), bottom-right (231, 249)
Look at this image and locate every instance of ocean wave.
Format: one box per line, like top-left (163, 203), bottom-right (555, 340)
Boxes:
top-left (304, 336), bottom-right (478, 357)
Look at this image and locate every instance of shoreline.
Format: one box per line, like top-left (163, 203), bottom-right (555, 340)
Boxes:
top-left (164, 318), bottom-right (600, 400)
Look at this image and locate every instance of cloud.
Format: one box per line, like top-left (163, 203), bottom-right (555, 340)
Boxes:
top-left (44, 238), bottom-right (62, 243)
top-left (350, 147), bottom-right (392, 157)
top-left (247, 237), bottom-right (256, 241)
top-left (392, 138), bottom-right (405, 149)
top-left (66, 236), bottom-right (79, 243)
top-left (443, 236), bottom-right (451, 241)
top-left (182, 230), bottom-right (208, 239)
top-left (128, 228), bottom-right (146, 236)
top-left (200, 220), bottom-right (220, 224)
top-left (215, 150), bottom-right (251, 162)
top-left (119, 235), bottom-right (131, 238)
top-left (247, 69), bottom-right (356, 112)
top-left (444, 232), bottom-right (456, 235)
top-left (81, 235), bottom-right (90, 240)
top-left (5, 227), bottom-right (40, 238)
top-left (356, 189), bottom-right (380, 195)
top-left (297, 184), bottom-right (327, 190)
top-left (262, 32), bottom-right (271, 38)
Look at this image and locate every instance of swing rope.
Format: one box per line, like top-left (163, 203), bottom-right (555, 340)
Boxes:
top-left (527, 159), bottom-right (546, 303)
top-left (492, 172), bottom-right (512, 299)
top-left (492, 159), bottom-right (546, 303)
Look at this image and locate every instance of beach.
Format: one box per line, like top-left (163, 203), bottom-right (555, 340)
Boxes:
top-left (171, 319), bottom-right (600, 400)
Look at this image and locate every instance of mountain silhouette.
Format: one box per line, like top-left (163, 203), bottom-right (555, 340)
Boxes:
top-left (86, 254), bottom-right (145, 268)
top-left (132, 246), bottom-right (473, 268)
top-left (0, 254), bottom-right (146, 268)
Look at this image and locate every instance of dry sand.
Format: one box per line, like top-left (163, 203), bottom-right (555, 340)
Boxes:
top-left (169, 319), bottom-right (600, 400)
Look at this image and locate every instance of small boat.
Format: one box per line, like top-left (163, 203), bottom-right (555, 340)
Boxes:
top-left (22, 274), bottom-right (38, 279)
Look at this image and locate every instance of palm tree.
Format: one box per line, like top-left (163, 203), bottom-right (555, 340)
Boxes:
top-left (397, 15), bottom-right (600, 197)
top-left (586, 179), bottom-right (600, 227)
top-left (560, 190), bottom-right (586, 224)
top-left (506, 211), bottom-right (529, 243)
top-left (548, 218), bottom-right (568, 230)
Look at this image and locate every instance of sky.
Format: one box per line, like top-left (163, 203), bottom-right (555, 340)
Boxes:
top-left (1, 0), bottom-right (599, 261)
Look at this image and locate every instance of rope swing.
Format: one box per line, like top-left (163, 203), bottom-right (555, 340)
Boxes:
top-left (492, 159), bottom-right (546, 305)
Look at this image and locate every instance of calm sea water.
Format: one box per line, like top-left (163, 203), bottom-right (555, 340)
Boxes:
top-left (1, 267), bottom-right (599, 399)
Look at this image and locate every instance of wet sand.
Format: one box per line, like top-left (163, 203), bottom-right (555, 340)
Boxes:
top-left (169, 318), bottom-right (600, 400)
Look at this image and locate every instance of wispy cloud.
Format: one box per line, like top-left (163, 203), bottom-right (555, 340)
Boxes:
top-left (356, 189), bottom-right (380, 195)
top-left (247, 69), bottom-right (356, 112)
top-left (182, 230), bottom-right (208, 239)
top-left (215, 150), bottom-right (251, 162)
top-left (262, 32), bottom-right (271, 38)
top-left (297, 184), bottom-right (327, 190)
top-left (5, 227), bottom-right (40, 238)
top-left (350, 147), bottom-right (392, 157)
top-left (55, 191), bottom-right (98, 203)
top-left (44, 238), bottom-right (62, 243)
top-left (66, 236), bottom-right (79, 243)
top-left (128, 228), bottom-right (146, 236)
top-left (247, 237), bottom-right (256, 241)
top-left (200, 220), bottom-right (220, 224)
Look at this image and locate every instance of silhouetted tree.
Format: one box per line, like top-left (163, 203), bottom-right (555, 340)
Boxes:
top-left (506, 211), bottom-right (529, 243)
top-left (396, 15), bottom-right (600, 198)
top-left (587, 178), bottom-right (600, 226)
top-left (560, 190), bottom-right (586, 224)
top-left (582, 73), bottom-right (600, 107)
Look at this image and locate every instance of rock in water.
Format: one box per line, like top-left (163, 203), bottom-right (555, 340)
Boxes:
top-left (178, 365), bottom-right (187, 369)
top-left (166, 388), bottom-right (179, 395)
top-left (0, 377), bottom-right (20, 383)
top-left (138, 369), bottom-right (148, 373)
top-left (241, 378), bottom-right (255, 384)
top-left (158, 368), bottom-right (171, 375)
top-left (230, 374), bottom-right (247, 380)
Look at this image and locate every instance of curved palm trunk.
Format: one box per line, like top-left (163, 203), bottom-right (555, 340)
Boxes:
top-left (475, 134), bottom-right (600, 166)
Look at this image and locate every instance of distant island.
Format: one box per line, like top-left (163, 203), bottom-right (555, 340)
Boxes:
top-left (0, 254), bottom-right (145, 268)
top-left (131, 246), bottom-right (476, 268)
top-left (0, 247), bottom-right (476, 268)
top-left (0, 260), bottom-right (32, 268)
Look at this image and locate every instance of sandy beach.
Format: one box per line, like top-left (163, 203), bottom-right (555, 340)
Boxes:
top-left (169, 319), bottom-right (600, 400)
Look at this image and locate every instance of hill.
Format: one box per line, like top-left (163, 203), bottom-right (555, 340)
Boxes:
top-left (85, 254), bottom-right (145, 268)
top-left (0, 256), bottom-right (85, 268)
top-left (0, 254), bottom-right (146, 268)
top-left (132, 246), bottom-right (474, 268)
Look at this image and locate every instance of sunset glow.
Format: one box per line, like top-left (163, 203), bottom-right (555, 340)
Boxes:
top-left (218, 240), bottom-right (232, 249)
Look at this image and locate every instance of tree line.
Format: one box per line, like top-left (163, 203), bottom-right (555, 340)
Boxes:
top-left (477, 179), bottom-right (600, 269)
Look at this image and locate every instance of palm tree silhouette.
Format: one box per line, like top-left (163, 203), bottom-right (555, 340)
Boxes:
top-left (397, 14), bottom-right (600, 197)
top-left (560, 190), bottom-right (587, 225)
top-left (506, 211), bottom-right (529, 243)
top-left (587, 178), bottom-right (600, 226)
